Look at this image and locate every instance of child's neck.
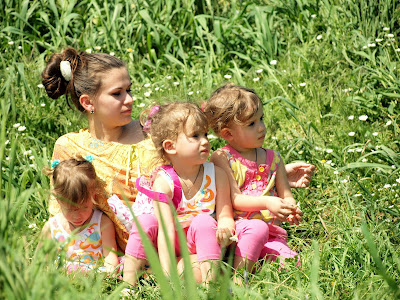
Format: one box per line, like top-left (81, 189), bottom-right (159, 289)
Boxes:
top-left (229, 144), bottom-right (258, 161)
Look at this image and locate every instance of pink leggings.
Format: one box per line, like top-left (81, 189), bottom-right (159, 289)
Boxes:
top-left (235, 219), bottom-right (298, 263)
top-left (125, 213), bottom-right (221, 262)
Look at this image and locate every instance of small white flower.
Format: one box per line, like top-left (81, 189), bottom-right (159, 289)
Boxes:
top-left (288, 83), bottom-right (292, 87)
top-left (8, 41), bottom-right (14, 45)
top-left (109, 52), bottom-right (115, 56)
top-left (6, 157), bottom-right (10, 161)
top-left (85, 48), bottom-right (92, 54)
top-left (299, 82), bottom-right (306, 87)
top-left (272, 136), bottom-right (277, 140)
top-left (29, 164), bottom-right (35, 168)
top-left (144, 83), bottom-right (151, 88)
top-left (358, 115), bottom-right (368, 121)
top-left (13, 123), bottom-right (21, 128)
top-left (24, 150), bottom-right (32, 156)
top-left (311, 14), bottom-right (316, 18)
top-left (173, 82), bottom-right (179, 86)
top-left (41, 103), bottom-right (45, 107)
top-left (166, 75), bottom-right (172, 80)
top-left (341, 179), bottom-right (348, 184)
top-left (188, 91), bottom-right (194, 96)
top-left (316, 35), bottom-right (323, 40)
top-left (94, 46), bottom-right (101, 50)
top-left (347, 148), bottom-right (355, 153)
top-left (348, 132), bottom-right (355, 136)
top-left (348, 115), bottom-right (354, 120)
top-left (326, 149), bottom-right (333, 153)
top-left (270, 60), bottom-right (277, 65)
top-left (326, 160), bottom-right (332, 164)
top-left (315, 146), bottom-right (322, 151)
top-left (362, 158), bottom-right (368, 162)
top-left (253, 77), bottom-right (260, 82)
top-left (333, 170), bottom-right (339, 175)
top-left (132, 96), bottom-right (137, 101)
top-left (298, 150), bottom-right (303, 155)
top-left (396, 178), bottom-right (400, 184)
top-left (343, 88), bottom-right (352, 93)
top-left (155, 87), bottom-right (160, 91)
top-left (354, 193), bottom-right (362, 197)
top-left (137, 103), bottom-right (145, 108)
top-left (387, 33), bottom-right (394, 38)
top-left (224, 74), bottom-right (232, 79)
top-left (386, 120), bottom-right (392, 126)
top-left (392, 165), bottom-right (396, 169)
top-left (144, 92), bottom-right (151, 97)
top-left (196, 90), bottom-right (200, 94)
top-left (383, 27), bottom-right (390, 31)
top-left (384, 184), bottom-right (391, 189)
top-left (375, 38), bottom-right (383, 42)
top-left (362, 46), bottom-right (368, 49)
top-left (5, 140), bottom-right (9, 145)
top-left (37, 84), bottom-right (44, 88)
top-left (28, 223), bottom-right (37, 229)
top-left (256, 69), bottom-right (263, 73)
top-left (29, 156), bottom-right (35, 160)
top-left (372, 132), bottom-right (378, 136)
top-left (356, 148), bottom-right (363, 152)
top-left (283, 70), bottom-right (287, 73)
top-left (368, 43), bottom-right (376, 47)
top-left (18, 126), bottom-right (26, 132)
top-left (395, 48), bottom-right (400, 52)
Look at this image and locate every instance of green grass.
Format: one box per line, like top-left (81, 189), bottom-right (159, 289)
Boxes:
top-left (1, 0), bottom-right (400, 298)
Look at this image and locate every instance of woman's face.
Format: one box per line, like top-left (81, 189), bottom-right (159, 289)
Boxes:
top-left (92, 67), bottom-right (133, 129)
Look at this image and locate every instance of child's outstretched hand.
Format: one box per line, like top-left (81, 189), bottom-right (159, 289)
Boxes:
top-left (285, 162), bottom-right (315, 188)
top-left (216, 227), bottom-right (234, 247)
top-left (266, 197), bottom-right (296, 222)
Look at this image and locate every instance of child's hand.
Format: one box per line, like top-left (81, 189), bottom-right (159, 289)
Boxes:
top-left (216, 227), bottom-right (234, 247)
top-left (266, 197), bottom-right (296, 222)
top-left (285, 162), bottom-right (315, 188)
top-left (287, 207), bottom-right (303, 225)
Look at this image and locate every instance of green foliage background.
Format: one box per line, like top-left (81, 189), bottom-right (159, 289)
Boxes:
top-left (1, 0), bottom-right (399, 299)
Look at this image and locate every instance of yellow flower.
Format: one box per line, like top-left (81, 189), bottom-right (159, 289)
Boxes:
top-left (127, 48), bottom-right (133, 52)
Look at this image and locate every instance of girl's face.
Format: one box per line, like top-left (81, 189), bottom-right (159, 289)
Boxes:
top-left (93, 67), bottom-right (133, 129)
top-left (174, 117), bottom-right (210, 164)
top-left (228, 106), bottom-right (266, 151)
top-left (59, 197), bottom-right (94, 227)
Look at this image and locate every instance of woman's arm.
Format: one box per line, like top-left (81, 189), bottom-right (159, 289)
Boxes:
top-left (214, 166), bottom-right (235, 246)
top-left (100, 214), bottom-right (120, 273)
top-left (210, 150), bottom-right (295, 221)
top-left (152, 175), bottom-right (176, 275)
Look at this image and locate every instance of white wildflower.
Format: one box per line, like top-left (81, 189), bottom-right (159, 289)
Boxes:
top-left (24, 150), bottom-right (32, 156)
top-left (13, 123), bottom-right (21, 128)
top-left (362, 158), bottom-right (368, 162)
top-left (348, 115), bottom-right (354, 120)
top-left (272, 136), bottom-right (277, 140)
top-left (29, 164), bottom-right (35, 168)
top-left (197, 90), bottom-right (200, 94)
top-left (155, 87), bottom-right (160, 91)
top-left (385, 120), bottom-right (392, 126)
top-left (368, 43), bottom-right (376, 47)
top-left (288, 83), bottom-right (292, 87)
top-left (383, 184), bottom-right (391, 189)
top-left (372, 132), bottom-right (378, 136)
top-left (341, 179), bottom-right (348, 184)
top-left (326, 149), bottom-right (333, 153)
top-left (315, 146), bottom-right (322, 151)
top-left (347, 148), bottom-right (355, 153)
top-left (29, 156), bottom-right (35, 160)
top-left (144, 92), bottom-right (151, 97)
top-left (395, 49), bottom-right (400, 52)
top-left (173, 82), bottom-right (179, 86)
top-left (316, 35), bottom-right (323, 40)
top-left (256, 69), bottom-right (263, 73)
top-left (356, 148), bottom-right (363, 152)
top-left (362, 46), bottom-right (368, 49)
top-left (348, 132), bottom-right (355, 136)
top-left (224, 74), bottom-right (232, 79)
top-left (41, 103), bottom-right (45, 107)
top-left (311, 14), bottom-right (316, 18)
top-left (144, 83), bottom-right (151, 88)
top-left (132, 96), bottom-right (137, 101)
top-left (166, 75), bottom-right (172, 80)
top-left (28, 223), bottom-right (37, 229)
top-left (94, 46), bottom-right (101, 50)
top-left (270, 60), bottom-right (277, 65)
top-left (333, 170), bottom-right (339, 175)
top-left (188, 91), bottom-right (194, 96)
top-left (137, 103), bottom-right (145, 108)
top-left (375, 38), bottom-right (383, 42)
top-left (18, 126), bottom-right (26, 132)
top-left (8, 41), bottom-right (14, 45)
top-left (37, 84), bottom-right (44, 88)
top-left (253, 77), bottom-right (260, 82)
top-left (396, 178), bottom-right (400, 184)
top-left (354, 193), bottom-right (362, 197)
top-left (299, 82), bottom-right (306, 87)
top-left (383, 27), bottom-right (390, 31)
top-left (109, 52), bottom-right (115, 56)
top-left (387, 33), bottom-right (394, 38)
top-left (358, 115), bottom-right (368, 121)
top-left (85, 48), bottom-right (92, 54)
top-left (5, 140), bottom-right (9, 145)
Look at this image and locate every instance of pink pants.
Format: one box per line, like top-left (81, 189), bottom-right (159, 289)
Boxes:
top-left (235, 219), bottom-right (299, 263)
top-left (125, 213), bottom-right (221, 262)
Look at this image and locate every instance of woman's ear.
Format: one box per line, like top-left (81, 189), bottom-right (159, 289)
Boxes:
top-left (163, 139), bottom-right (177, 155)
top-left (79, 94), bottom-right (94, 114)
top-left (220, 128), bottom-right (233, 142)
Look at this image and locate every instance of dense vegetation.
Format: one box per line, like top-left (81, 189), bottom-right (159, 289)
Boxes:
top-left (1, 0), bottom-right (399, 298)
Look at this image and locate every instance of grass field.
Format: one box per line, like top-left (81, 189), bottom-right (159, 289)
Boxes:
top-left (1, 0), bottom-right (399, 299)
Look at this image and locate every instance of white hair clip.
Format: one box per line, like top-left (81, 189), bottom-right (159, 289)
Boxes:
top-left (60, 60), bottom-right (72, 81)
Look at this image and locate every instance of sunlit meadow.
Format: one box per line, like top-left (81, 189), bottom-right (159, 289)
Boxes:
top-left (1, 0), bottom-right (399, 299)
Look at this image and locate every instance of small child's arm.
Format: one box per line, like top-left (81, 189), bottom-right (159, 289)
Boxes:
top-left (100, 214), bottom-right (120, 273)
top-left (276, 161), bottom-right (303, 225)
top-left (210, 151), bottom-right (295, 221)
top-left (214, 166), bottom-right (235, 246)
top-left (152, 175), bottom-right (176, 275)
top-left (285, 162), bottom-right (315, 188)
